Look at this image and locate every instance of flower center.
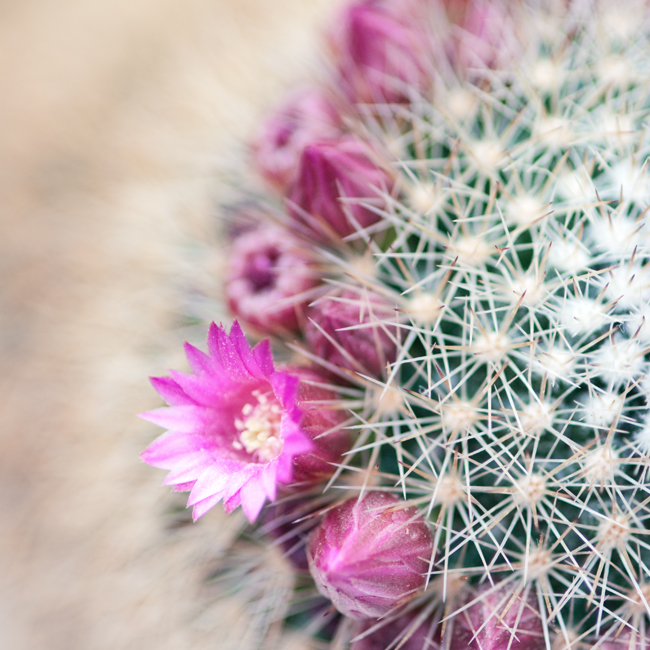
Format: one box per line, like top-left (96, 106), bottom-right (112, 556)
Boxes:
top-left (233, 390), bottom-right (284, 462)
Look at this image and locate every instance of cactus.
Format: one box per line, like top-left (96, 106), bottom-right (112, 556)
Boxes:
top-left (142, 0), bottom-right (650, 648)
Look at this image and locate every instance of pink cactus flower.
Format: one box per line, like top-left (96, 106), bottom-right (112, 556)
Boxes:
top-left (307, 491), bottom-right (433, 620)
top-left (305, 288), bottom-right (397, 379)
top-left (331, 2), bottom-right (432, 104)
top-left (450, 582), bottom-right (545, 650)
top-left (252, 87), bottom-right (343, 191)
top-left (226, 224), bottom-right (319, 335)
top-left (140, 322), bottom-right (347, 523)
top-left (289, 136), bottom-right (393, 241)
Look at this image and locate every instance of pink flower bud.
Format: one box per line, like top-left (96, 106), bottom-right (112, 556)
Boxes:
top-left (351, 608), bottom-right (441, 650)
top-left (450, 582), bottom-right (545, 650)
top-left (252, 87), bottom-right (343, 191)
top-left (307, 491), bottom-right (433, 620)
top-left (305, 289), bottom-right (397, 379)
top-left (289, 137), bottom-right (393, 241)
top-left (453, 0), bottom-right (520, 74)
top-left (331, 2), bottom-right (432, 104)
top-left (226, 224), bottom-right (319, 334)
top-left (289, 366), bottom-right (351, 482)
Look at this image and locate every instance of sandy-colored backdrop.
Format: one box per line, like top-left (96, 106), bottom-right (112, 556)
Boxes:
top-left (0, 1), bottom-right (342, 648)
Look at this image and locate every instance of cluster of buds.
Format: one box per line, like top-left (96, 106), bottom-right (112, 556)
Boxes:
top-left (141, 1), bottom-right (650, 649)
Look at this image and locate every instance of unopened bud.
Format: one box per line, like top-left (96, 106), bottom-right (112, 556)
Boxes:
top-left (305, 288), bottom-right (397, 379)
top-left (330, 2), bottom-right (432, 104)
top-left (226, 224), bottom-right (318, 334)
top-left (450, 581), bottom-right (545, 650)
top-left (253, 87), bottom-right (342, 191)
top-left (307, 491), bottom-right (433, 619)
top-left (289, 137), bottom-right (393, 241)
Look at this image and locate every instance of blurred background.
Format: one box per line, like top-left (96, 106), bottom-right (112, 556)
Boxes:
top-left (0, 1), bottom-right (342, 647)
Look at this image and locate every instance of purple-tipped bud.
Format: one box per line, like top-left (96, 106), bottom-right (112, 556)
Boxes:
top-left (450, 582), bottom-right (545, 650)
top-left (289, 136), bottom-right (393, 241)
top-left (330, 3), bottom-right (432, 104)
top-left (226, 224), bottom-right (319, 334)
top-left (252, 87), bottom-right (343, 191)
top-left (289, 366), bottom-right (351, 482)
top-left (305, 289), bottom-right (397, 379)
top-left (307, 491), bottom-right (433, 620)
top-left (351, 608), bottom-right (441, 650)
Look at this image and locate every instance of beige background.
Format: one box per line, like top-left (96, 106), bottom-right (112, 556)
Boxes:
top-left (0, 1), bottom-right (343, 648)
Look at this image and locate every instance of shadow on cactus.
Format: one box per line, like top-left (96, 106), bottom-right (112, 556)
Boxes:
top-left (141, 1), bottom-right (650, 648)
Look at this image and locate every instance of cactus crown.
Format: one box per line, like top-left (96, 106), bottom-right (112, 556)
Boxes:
top-left (144, 1), bottom-right (650, 647)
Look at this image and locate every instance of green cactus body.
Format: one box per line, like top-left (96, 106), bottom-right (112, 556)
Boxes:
top-left (329, 2), bottom-right (650, 645)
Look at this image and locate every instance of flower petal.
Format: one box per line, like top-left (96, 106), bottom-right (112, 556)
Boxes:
top-left (191, 492), bottom-right (225, 521)
top-left (139, 405), bottom-right (209, 433)
top-left (239, 479), bottom-right (269, 522)
top-left (223, 491), bottom-right (242, 514)
top-left (169, 369), bottom-right (229, 407)
top-left (171, 481), bottom-right (196, 492)
top-left (163, 453), bottom-right (214, 485)
top-left (230, 320), bottom-right (267, 379)
top-left (183, 342), bottom-right (214, 376)
top-left (260, 462), bottom-right (279, 501)
top-left (270, 371), bottom-right (300, 409)
top-left (149, 376), bottom-right (197, 406)
top-left (207, 321), bottom-right (251, 381)
top-left (187, 459), bottom-right (246, 506)
top-left (140, 430), bottom-right (205, 468)
top-left (252, 339), bottom-right (275, 377)
top-left (221, 463), bottom-right (260, 503)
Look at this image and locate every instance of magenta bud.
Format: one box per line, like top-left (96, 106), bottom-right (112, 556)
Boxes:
top-left (351, 608), bottom-right (441, 650)
top-left (290, 366), bottom-right (351, 482)
top-left (252, 87), bottom-right (343, 191)
top-left (289, 136), bottom-right (393, 241)
top-left (307, 491), bottom-right (433, 620)
top-left (450, 582), bottom-right (545, 650)
top-left (305, 289), bottom-right (397, 379)
top-left (226, 224), bottom-right (319, 334)
top-left (331, 3), bottom-right (432, 104)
